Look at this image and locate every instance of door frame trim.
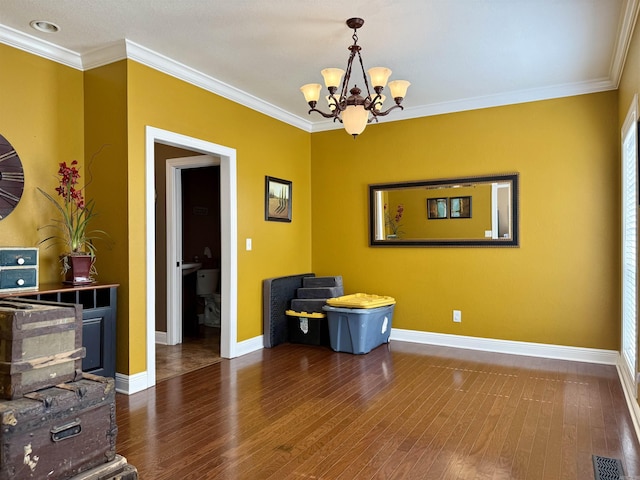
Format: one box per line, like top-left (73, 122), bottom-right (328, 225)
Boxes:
top-left (145, 126), bottom-right (238, 388)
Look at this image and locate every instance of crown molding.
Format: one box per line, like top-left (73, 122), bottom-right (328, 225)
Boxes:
top-left (124, 40), bottom-right (311, 132)
top-left (610, 0), bottom-right (640, 87)
top-left (1, 0), bottom-right (637, 135)
top-left (0, 24), bottom-right (82, 69)
top-left (310, 77), bottom-right (618, 133)
top-left (81, 40), bottom-right (127, 70)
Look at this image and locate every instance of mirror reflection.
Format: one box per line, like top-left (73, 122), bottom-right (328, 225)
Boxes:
top-left (369, 173), bottom-right (519, 247)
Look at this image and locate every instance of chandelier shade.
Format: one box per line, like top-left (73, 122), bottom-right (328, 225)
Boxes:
top-left (367, 67), bottom-right (392, 89)
top-left (388, 80), bottom-right (411, 100)
top-left (300, 18), bottom-right (410, 138)
top-left (300, 83), bottom-right (322, 104)
top-left (321, 68), bottom-right (345, 89)
top-left (342, 105), bottom-right (369, 136)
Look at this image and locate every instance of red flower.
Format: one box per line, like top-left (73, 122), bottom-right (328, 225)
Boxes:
top-left (384, 203), bottom-right (404, 236)
top-left (38, 157), bottom-right (107, 255)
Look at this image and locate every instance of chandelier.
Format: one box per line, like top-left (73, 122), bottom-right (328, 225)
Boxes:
top-left (300, 18), bottom-right (410, 138)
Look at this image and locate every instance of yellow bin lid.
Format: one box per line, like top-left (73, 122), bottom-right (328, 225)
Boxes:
top-left (285, 310), bottom-right (326, 318)
top-left (325, 293), bottom-right (396, 309)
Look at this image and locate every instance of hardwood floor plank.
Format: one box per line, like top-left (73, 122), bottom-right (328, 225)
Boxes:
top-left (115, 342), bottom-right (640, 479)
top-left (541, 376), bottom-right (565, 480)
top-left (432, 370), bottom-right (499, 479)
top-left (444, 374), bottom-right (502, 479)
top-left (370, 369), bottom-right (455, 479)
top-left (275, 352), bottom-right (438, 480)
top-left (492, 371), bottom-right (532, 479)
top-left (470, 370), bottom-right (521, 480)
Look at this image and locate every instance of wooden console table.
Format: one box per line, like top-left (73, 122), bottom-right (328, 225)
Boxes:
top-left (0, 282), bottom-right (118, 378)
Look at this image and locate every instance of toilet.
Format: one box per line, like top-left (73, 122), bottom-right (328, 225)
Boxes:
top-left (196, 269), bottom-right (221, 327)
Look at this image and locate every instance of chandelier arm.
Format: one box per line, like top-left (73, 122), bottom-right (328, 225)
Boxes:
top-left (370, 104), bottom-right (404, 118)
top-left (329, 92), bottom-right (346, 111)
top-left (307, 106), bottom-right (340, 119)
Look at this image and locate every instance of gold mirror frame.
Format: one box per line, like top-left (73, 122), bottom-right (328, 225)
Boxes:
top-left (369, 173), bottom-right (519, 247)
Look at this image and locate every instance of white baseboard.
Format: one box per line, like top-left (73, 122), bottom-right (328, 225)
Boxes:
top-left (390, 328), bottom-right (618, 365)
top-left (235, 335), bottom-right (264, 357)
top-left (115, 371), bottom-right (148, 395)
top-left (117, 330), bottom-right (619, 397)
top-left (115, 334), bottom-right (264, 395)
top-left (155, 331), bottom-right (167, 345)
top-left (616, 355), bottom-right (640, 445)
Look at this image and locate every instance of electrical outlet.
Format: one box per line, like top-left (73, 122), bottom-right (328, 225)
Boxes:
top-left (453, 310), bottom-right (462, 323)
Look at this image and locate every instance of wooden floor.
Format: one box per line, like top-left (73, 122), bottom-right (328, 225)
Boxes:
top-left (116, 341), bottom-right (640, 479)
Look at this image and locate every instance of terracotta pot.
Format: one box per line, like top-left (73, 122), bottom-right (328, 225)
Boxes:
top-left (62, 254), bottom-right (95, 285)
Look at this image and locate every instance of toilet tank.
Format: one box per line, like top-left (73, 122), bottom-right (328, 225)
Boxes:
top-left (196, 269), bottom-right (219, 295)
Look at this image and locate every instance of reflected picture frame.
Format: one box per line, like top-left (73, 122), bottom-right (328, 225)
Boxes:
top-left (265, 176), bottom-right (292, 222)
top-left (450, 196), bottom-right (472, 218)
top-left (427, 198), bottom-right (448, 219)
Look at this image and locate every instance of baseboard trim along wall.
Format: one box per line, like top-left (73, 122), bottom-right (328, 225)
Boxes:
top-left (116, 333), bottom-right (265, 395)
top-left (116, 329), bottom-right (619, 395)
top-left (389, 328), bottom-right (619, 365)
top-left (155, 331), bottom-right (167, 345)
top-left (616, 355), bottom-right (640, 444)
top-left (115, 371), bottom-right (148, 395)
top-left (236, 335), bottom-right (264, 357)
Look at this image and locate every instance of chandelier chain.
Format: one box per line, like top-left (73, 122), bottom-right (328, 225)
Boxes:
top-left (357, 50), bottom-right (373, 100)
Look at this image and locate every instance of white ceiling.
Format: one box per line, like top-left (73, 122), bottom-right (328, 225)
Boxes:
top-left (0, 0), bottom-right (637, 132)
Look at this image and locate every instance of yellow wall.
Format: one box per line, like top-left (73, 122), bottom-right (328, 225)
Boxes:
top-left (0, 38), bottom-right (626, 376)
top-left (0, 44), bottom-right (85, 279)
top-left (0, 47), bottom-right (312, 376)
top-left (125, 61), bottom-right (312, 373)
top-left (83, 61), bottom-right (130, 373)
top-left (311, 92), bottom-right (619, 350)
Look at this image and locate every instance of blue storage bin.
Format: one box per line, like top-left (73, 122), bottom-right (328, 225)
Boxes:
top-left (323, 304), bottom-right (394, 354)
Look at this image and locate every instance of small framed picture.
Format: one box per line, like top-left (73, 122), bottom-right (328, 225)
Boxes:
top-left (265, 176), bottom-right (292, 222)
top-left (427, 198), bottom-right (448, 219)
top-left (450, 196), bottom-right (472, 218)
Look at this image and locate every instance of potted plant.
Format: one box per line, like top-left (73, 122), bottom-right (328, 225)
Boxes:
top-left (384, 203), bottom-right (404, 239)
top-left (38, 158), bottom-right (108, 284)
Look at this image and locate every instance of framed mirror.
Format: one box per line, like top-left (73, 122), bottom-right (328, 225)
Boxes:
top-left (369, 173), bottom-right (519, 247)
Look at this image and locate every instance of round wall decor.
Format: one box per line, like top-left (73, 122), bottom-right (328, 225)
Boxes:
top-left (0, 134), bottom-right (25, 220)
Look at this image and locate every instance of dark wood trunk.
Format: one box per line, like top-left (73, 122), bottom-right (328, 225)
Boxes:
top-left (0, 375), bottom-right (117, 479)
top-left (0, 299), bottom-right (84, 399)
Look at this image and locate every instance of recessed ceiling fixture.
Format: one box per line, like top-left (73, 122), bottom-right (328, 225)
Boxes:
top-left (300, 18), bottom-right (410, 139)
top-left (29, 20), bottom-right (60, 34)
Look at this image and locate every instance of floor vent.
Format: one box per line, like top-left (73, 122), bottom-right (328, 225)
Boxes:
top-left (593, 455), bottom-right (624, 480)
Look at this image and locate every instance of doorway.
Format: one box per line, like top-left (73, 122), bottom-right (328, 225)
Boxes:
top-left (145, 126), bottom-right (238, 389)
top-left (160, 156), bottom-right (221, 382)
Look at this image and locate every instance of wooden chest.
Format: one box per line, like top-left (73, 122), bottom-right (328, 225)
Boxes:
top-left (0, 375), bottom-right (117, 480)
top-left (0, 299), bottom-right (85, 399)
top-left (69, 454), bottom-right (137, 480)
